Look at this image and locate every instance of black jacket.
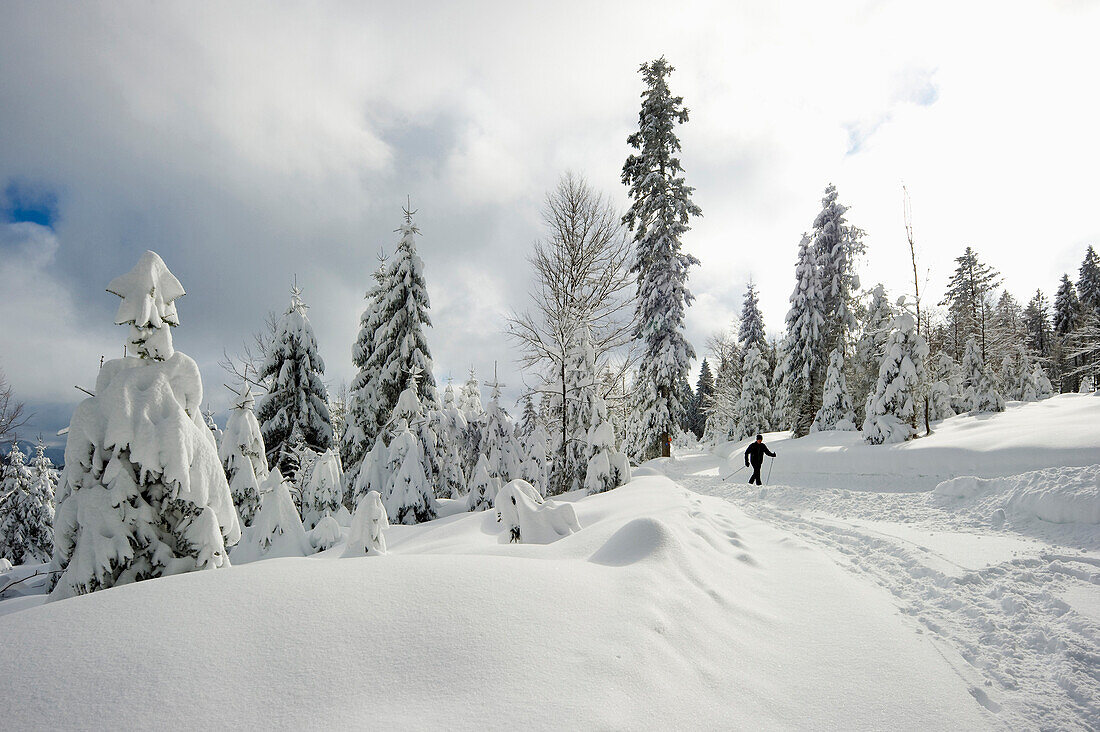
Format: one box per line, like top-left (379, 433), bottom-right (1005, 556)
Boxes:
top-left (744, 441), bottom-right (776, 466)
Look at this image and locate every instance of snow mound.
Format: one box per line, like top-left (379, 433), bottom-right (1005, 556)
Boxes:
top-left (588, 517), bottom-right (682, 567)
top-left (494, 479), bottom-right (580, 544)
top-left (936, 464), bottom-right (1100, 524)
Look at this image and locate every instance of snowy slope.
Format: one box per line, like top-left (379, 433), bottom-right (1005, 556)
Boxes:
top-left (714, 393), bottom-right (1100, 492)
top-left (0, 474), bottom-right (991, 730)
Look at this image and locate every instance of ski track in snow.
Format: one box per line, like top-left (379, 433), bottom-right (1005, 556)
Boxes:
top-left (669, 452), bottom-right (1100, 732)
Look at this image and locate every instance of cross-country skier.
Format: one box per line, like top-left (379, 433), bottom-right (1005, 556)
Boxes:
top-left (744, 435), bottom-right (776, 486)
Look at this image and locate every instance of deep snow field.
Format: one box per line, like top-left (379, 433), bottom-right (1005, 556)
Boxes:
top-left (1, 394), bottom-right (1098, 730)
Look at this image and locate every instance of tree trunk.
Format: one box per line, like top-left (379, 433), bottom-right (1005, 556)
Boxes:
top-left (661, 430), bottom-right (671, 458)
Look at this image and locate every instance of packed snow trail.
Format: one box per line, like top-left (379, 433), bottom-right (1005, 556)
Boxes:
top-left (667, 446), bottom-right (1100, 731)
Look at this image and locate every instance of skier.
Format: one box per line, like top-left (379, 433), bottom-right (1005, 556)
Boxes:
top-left (744, 435), bottom-right (776, 486)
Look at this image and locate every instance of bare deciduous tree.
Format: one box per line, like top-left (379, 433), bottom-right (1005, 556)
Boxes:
top-left (507, 172), bottom-right (637, 487)
top-left (219, 310), bottom-right (279, 395)
top-left (0, 369), bottom-right (29, 443)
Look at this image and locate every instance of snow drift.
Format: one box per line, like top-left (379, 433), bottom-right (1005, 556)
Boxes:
top-left (935, 464), bottom-right (1100, 524)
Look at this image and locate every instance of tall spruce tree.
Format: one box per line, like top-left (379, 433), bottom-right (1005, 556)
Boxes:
top-left (812, 184), bottom-right (865, 355)
top-left (853, 285), bottom-right (893, 423)
top-left (692, 359), bottom-right (715, 438)
top-left (813, 348), bottom-right (856, 432)
top-left (621, 56), bottom-right (702, 460)
top-left (783, 234), bottom-right (826, 437)
top-left (257, 285), bottom-right (334, 474)
top-left (219, 384), bottom-right (269, 527)
top-left (1022, 289), bottom-right (1053, 359)
top-left (940, 247), bottom-right (1001, 361)
top-left (734, 347), bottom-right (771, 440)
top-left (1079, 245), bottom-right (1100, 316)
top-left (1053, 273), bottom-right (1082, 392)
top-left (863, 312), bottom-right (928, 444)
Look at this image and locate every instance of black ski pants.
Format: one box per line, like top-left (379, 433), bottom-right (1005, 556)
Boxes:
top-left (748, 461), bottom-right (763, 485)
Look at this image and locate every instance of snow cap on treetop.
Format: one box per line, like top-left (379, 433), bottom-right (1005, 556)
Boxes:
top-left (106, 250), bottom-right (185, 359)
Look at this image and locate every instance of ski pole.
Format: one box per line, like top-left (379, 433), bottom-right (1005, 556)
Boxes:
top-left (765, 456), bottom-right (775, 486)
top-left (720, 464), bottom-right (748, 482)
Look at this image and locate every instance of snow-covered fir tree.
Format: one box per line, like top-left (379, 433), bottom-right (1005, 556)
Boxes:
top-left (1022, 290), bottom-right (1053, 360)
top-left (734, 347), bottom-right (772, 439)
top-left (50, 251), bottom-right (240, 599)
top-left (465, 453), bottom-right (497, 512)
top-left (853, 285), bottom-right (893, 422)
top-left (219, 384), bottom-right (269, 527)
top-left (770, 338), bottom-right (793, 432)
top-left (1052, 274), bottom-right (1082, 392)
top-left (997, 347), bottom-right (1029, 401)
top-left (928, 352), bottom-right (960, 421)
top-left (300, 449), bottom-right (342, 531)
top-left (940, 247), bottom-right (1001, 361)
top-left (515, 395), bottom-right (540, 445)
top-left (561, 321), bottom-right (601, 493)
top-left (582, 387), bottom-right (630, 495)
top-left (960, 337), bottom-right (1005, 414)
top-left (382, 418), bottom-right (434, 525)
top-left (0, 441), bottom-right (54, 565)
top-left (202, 408), bottom-right (222, 451)
top-left (863, 310), bottom-right (929, 444)
top-left (458, 368), bottom-right (484, 419)
top-left (1033, 362), bottom-right (1054, 399)
top-left (691, 359), bottom-right (715, 439)
top-left (812, 348), bottom-right (856, 432)
top-left (621, 56), bottom-right (701, 460)
top-left (350, 437), bottom-right (389, 512)
top-left (1079, 245), bottom-right (1100, 316)
top-left (256, 285), bottom-right (333, 474)
top-left (812, 184), bottom-right (864, 355)
top-left (783, 234), bottom-right (826, 437)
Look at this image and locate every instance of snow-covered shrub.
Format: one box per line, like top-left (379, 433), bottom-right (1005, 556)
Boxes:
top-left (343, 490), bottom-right (388, 557)
top-left (494, 479), bottom-right (581, 544)
top-left (233, 469), bottom-right (308, 562)
top-left (50, 252), bottom-right (240, 600)
top-left (812, 348), bottom-right (856, 432)
top-left (301, 449), bottom-right (343, 531)
top-left (308, 515), bottom-right (343, 552)
top-left (863, 311), bottom-right (928, 444)
top-left (219, 384), bottom-right (268, 527)
top-left (466, 453), bottom-right (498, 512)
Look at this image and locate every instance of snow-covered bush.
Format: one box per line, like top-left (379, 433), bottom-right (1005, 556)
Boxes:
top-left (308, 515), bottom-right (343, 552)
top-left (50, 252), bottom-right (240, 599)
top-left (863, 311), bottom-right (928, 444)
top-left (1, 442), bottom-right (54, 565)
top-left (812, 348), bottom-right (856, 432)
top-left (494, 479), bottom-right (581, 544)
top-left (219, 384), bottom-right (268, 527)
top-left (301, 449), bottom-right (343, 531)
top-left (343, 490), bottom-right (388, 557)
top-left (465, 453), bottom-right (498, 512)
top-left (233, 469), bottom-right (309, 562)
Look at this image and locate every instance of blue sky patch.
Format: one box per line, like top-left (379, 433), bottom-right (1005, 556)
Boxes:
top-left (2, 180), bottom-right (60, 228)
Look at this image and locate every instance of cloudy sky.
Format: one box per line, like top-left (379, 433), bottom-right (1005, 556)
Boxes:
top-left (2, 0), bottom-right (1098, 444)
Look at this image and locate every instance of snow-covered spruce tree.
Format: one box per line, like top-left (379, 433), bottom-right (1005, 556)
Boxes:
top-left (784, 234), bottom-right (826, 437)
top-left (465, 453), bottom-right (497, 512)
top-left (812, 348), bottom-right (856, 432)
top-left (562, 321), bottom-right (601, 492)
top-left (1022, 290), bottom-right (1053, 360)
top-left (1053, 273), bottom-right (1082, 392)
top-left (218, 384), bottom-right (269, 527)
top-left (520, 422), bottom-right (551, 496)
top-left (770, 339), bottom-right (793, 432)
top-left (997, 348), bottom-right (1028, 401)
top-left (1034, 362), bottom-right (1054, 399)
top-left (960, 337), bottom-right (1005, 414)
top-left (301, 449), bottom-right (342, 531)
top-left (382, 417), bottom-right (434, 525)
top-left (853, 285), bottom-right (893, 422)
top-left (341, 255), bottom-right (390, 496)
top-left (583, 387), bottom-right (630, 495)
top-left (863, 311), bottom-right (929, 444)
top-left (256, 285), bottom-right (333, 475)
top-left (1, 442), bottom-right (54, 565)
top-left (928, 352), bottom-right (960, 421)
top-left (343, 490), bottom-right (388, 557)
top-left (350, 437), bottom-right (389, 512)
top-left (738, 281), bottom-right (769, 355)
top-left (812, 184), bottom-right (864, 355)
top-left (458, 369), bottom-right (484, 419)
top-left (458, 369), bottom-right (485, 479)
top-left (234, 469), bottom-right (308, 562)
top-left (50, 251), bottom-right (240, 599)
top-left (515, 395), bottom-right (540, 444)
top-left (622, 56), bottom-right (701, 460)
top-left (428, 407), bottom-right (466, 500)
top-left (482, 378), bottom-right (521, 485)
top-left (1080, 245), bottom-right (1100, 317)
top-left (202, 408), bottom-right (222, 451)
top-left (691, 358), bottom-right (715, 439)
top-left (940, 247), bottom-right (1001, 362)
top-left (734, 347), bottom-right (772, 439)
top-left (1018, 351), bottom-right (1041, 402)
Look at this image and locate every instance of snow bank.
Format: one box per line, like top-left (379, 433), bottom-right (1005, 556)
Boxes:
top-left (936, 465), bottom-right (1100, 524)
top-left (0, 474), bottom-right (991, 730)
